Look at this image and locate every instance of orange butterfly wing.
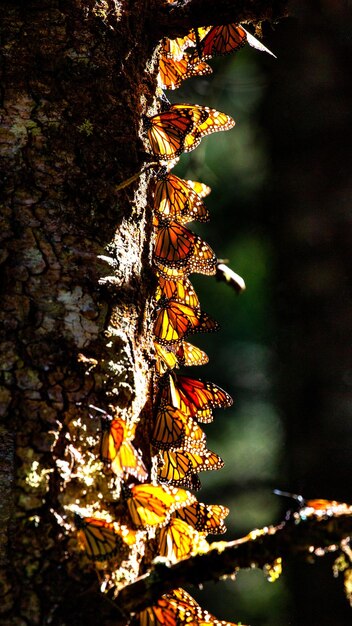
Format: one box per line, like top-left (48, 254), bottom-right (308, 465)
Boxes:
top-left (154, 221), bottom-right (217, 276)
top-left (100, 418), bottom-right (126, 464)
top-left (176, 342), bottom-right (209, 367)
top-left (74, 514), bottom-right (122, 562)
top-left (162, 33), bottom-right (196, 60)
top-left (155, 276), bottom-right (200, 310)
top-left (199, 23), bottom-right (247, 58)
top-left (158, 518), bottom-right (198, 560)
top-left (110, 440), bottom-right (148, 482)
top-left (162, 373), bottom-right (233, 423)
top-left (154, 297), bottom-right (218, 345)
top-left (154, 221), bottom-right (196, 267)
top-left (139, 587), bottom-right (242, 626)
top-left (126, 484), bottom-right (196, 527)
top-left (186, 179), bottom-right (211, 198)
top-left (153, 298), bottom-right (200, 345)
top-left (158, 448), bottom-right (224, 489)
top-left (153, 172), bottom-right (210, 224)
top-left (152, 404), bottom-right (206, 450)
top-left (176, 501), bottom-right (229, 534)
top-left (154, 342), bottom-right (179, 376)
top-left (158, 53), bottom-right (212, 91)
top-left (195, 108), bottom-right (235, 137)
top-left (154, 221), bottom-right (217, 277)
top-left (146, 108), bottom-right (196, 160)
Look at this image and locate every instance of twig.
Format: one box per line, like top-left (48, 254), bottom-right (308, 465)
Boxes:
top-left (115, 163), bottom-right (158, 191)
top-left (111, 509), bottom-right (352, 617)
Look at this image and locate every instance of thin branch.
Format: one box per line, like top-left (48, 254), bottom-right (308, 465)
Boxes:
top-left (153, 0), bottom-right (291, 40)
top-left (111, 510), bottom-right (352, 617)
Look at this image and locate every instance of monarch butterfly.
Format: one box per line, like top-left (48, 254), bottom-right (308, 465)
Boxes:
top-left (154, 297), bottom-right (218, 345)
top-left (162, 373), bottom-right (233, 423)
top-left (100, 417), bottom-right (125, 464)
top-left (158, 52), bottom-right (213, 91)
top-left (196, 23), bottom-right (247, 59)
top-left (100, 416), bottom-right (147, 481)
top-left (155, 276), bottom-right (200, 310)
top-left (161, 24), bottom-right (212, 58)
top-left (152, 404), bottom-right (206, 451)
top-left (74, 513), bottom-right (123, 562)
top-left (123, 483), bottom-right (196, 527)
top-left (145, 104), bottom-right (234, 160)
top-left (139, 587), bottom-right (242, 626)
top-left (138, 589), bottom-right (196, 626)
top-left (158, 517), bottom-right (203, 561)
top-left (111, 441), bottom-right (148, 481)
top-left (154, 220), bottom-right (217, 275)
top-left (175, 501), bottom-right (229, 534)
top-left (175, 342), bottom-right (209, 367)
top-left (153, 171), bottom-right (210, 224)
top-left (167, 588), bottom-right (243, 625)
top-left (154, 298), bottom-right (199, 345)
top-left (158, 447), bottom-right (224, 489)
top-left (154, 341), bottom-right (208, 375)
top-left (144, 104), bottom-right (207, 160)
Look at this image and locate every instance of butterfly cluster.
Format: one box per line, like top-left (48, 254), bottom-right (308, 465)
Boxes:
top-left (70, 19), bottom-right (275, 626)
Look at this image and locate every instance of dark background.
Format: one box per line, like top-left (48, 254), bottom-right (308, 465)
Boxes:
top-left (168, 3), bottom-right (352, 625)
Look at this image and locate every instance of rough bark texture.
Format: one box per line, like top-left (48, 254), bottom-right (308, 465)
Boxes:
top-left (0, 1), bottom-right (159, 623)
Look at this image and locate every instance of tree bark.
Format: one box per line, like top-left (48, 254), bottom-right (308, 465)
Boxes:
top-left (0, 1), bottom-right (158, 623)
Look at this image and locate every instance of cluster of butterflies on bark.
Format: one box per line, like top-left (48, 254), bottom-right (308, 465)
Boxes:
top-left (73, 16), bottom-right (276, 626)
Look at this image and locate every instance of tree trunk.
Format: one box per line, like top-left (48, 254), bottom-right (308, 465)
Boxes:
top-left (0, 2), bottom-right (158, 623)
